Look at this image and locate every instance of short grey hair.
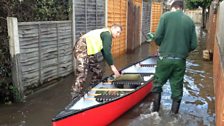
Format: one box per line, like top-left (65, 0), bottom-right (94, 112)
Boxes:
top-left (111, 24), bottom-right (122, 31)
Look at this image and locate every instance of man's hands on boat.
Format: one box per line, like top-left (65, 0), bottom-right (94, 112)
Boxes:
top-left (111, 65), bottom-right (121, 78)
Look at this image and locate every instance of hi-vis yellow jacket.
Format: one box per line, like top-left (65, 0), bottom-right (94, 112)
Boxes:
top-left (82, 28), bottom-right (111, 55)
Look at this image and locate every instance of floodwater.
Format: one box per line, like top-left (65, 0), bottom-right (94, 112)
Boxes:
top-left (0, 26), bottom-right (215, 126)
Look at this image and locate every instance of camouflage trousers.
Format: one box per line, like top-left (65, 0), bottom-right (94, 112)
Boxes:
top-left (72, 38), bottom-right (104, 93)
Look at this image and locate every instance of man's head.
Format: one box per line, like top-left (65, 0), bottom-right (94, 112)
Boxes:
top-left (110, 24), bottom-right (122, 38)
top-left (168, 0), bottom-right (184, 10)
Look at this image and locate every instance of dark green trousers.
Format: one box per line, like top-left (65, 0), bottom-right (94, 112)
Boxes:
top-left (152, 58), bottom-right (186, 101)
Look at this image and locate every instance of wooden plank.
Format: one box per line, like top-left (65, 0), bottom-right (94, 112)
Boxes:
top-left (128, 0), bottom-right (142, 52)
top-left (18, 21), bottom-right (71, 26)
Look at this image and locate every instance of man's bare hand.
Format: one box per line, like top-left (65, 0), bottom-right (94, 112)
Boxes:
top-left (111, 65), bottom-right (121, 77)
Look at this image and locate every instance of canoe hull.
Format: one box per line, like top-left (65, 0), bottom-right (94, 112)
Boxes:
top-left (52, 81), bottom-right (153, 126)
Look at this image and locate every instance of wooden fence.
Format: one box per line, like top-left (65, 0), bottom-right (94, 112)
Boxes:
top-left (150, 2), bottom-right (162, 33)
top-left (213, 1), bottom-right (224, 126)
top-left (206, 2), bottom-right (218, 51)
top-left (7, 0), bottom-right (106, 100)
top-left (74, 0), bottom-right (105, 39)
top-left (127, 0), bottom-right (141, 52)
top-left (7, 18), bottom-right (73, 98)
top-left (149, 2), bottom-right (163, 55)
top-left (107, 0), bottom-right (127, 56)
top-left (141, 0), bottom-right (152, 42)
top-left (6, 0), bottom-right (154, 100)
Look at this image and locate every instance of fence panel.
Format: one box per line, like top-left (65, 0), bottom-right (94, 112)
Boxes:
top-left (214, 1), bottom-right (224, 126)
top-left (108, 0), bottom-right (127, 57)
top-left (149, 2), bottom-right (163, 55)
top-left (127, 0), bottom-right (141, 52)
top-left (217, 2), bottom-right (224, 55)
top-left (74, 0), bottom-right (105, 39)
top-left (150, 2), bottom-right (162, 33)
top-left (18, 21), bottom-right (73, 93)
top-left (141, 0), bottom-right (151, 42)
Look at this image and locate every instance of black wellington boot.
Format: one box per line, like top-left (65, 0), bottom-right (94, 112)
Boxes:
top-left (152, 93), bottom-right (161, 112)
top-left (171, 100), bottom-right (181, 114)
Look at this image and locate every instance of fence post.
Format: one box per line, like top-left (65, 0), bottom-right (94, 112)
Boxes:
top-left (7, 17), bottom-right (24, 102)
top-left (105, 0), bottom-right (108, 27)
top-left (72, 0), bottom-right (76, 73)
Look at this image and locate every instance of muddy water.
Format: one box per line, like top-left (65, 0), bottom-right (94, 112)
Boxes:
top-left (0, 27), bottom-right (215, 126)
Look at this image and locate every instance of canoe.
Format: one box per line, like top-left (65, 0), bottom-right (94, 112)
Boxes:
top-left (52, 56), bottom-right (158, 126)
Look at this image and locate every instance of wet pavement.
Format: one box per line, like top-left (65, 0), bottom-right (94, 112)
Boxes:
top-left (0, 26), bottom-right (215, 126)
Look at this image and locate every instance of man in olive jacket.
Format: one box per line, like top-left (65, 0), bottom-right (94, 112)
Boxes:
top-left (151, 0), bottom-right (197, 114)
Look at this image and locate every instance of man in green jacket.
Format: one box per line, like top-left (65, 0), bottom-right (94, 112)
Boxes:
top-left (72, 24), bottom-right (122, 98)
top-left (151, 0), bottom-right (197, 114)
